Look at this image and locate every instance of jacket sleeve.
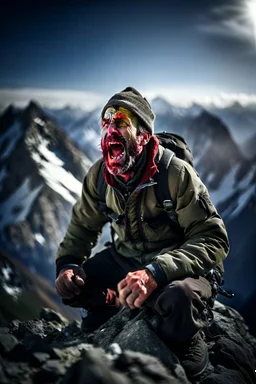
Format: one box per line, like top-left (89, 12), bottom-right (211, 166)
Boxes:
top-left (55, 159), bottom-right (108, 274)
top-left (149, 160), bottom-right (230, 284)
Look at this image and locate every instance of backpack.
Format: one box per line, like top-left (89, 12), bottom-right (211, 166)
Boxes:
top-left (153, 132), bottom-right (194, 223)
top-left (97, 132), bottom-right (194, 225)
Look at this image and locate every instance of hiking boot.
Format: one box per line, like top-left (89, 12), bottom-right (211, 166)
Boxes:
top-left (81, 305), bottom-right (121, 332)
top-left (173, 332), bottom-right (209, 379)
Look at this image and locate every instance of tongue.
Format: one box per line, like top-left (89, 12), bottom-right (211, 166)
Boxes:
top-left (111, 144), bottom-right (123, 158)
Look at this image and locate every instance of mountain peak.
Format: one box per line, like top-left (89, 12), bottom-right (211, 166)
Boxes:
top-left (23, 100), bottom-right (45, 122)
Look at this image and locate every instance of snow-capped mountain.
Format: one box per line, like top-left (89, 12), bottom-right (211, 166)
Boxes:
top-left (0, 101), bottom-right (91, 282)
top-left (210, 101), bottom-right (256, 147)
top-left (152, 97), bottom-right (256, 156)
top-left (44, 106), bottom-right (102, 163)
top-left (185, 111), bottom-right (244, 190)
top-left (151, 97), bottom-right (203, 137)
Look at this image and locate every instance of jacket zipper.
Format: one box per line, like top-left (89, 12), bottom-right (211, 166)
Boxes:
top-left (113, 181), bottom-right (157, 249)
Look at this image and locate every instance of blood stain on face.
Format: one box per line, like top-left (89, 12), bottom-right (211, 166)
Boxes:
top-left (101, 108), bottom-right (144, 176)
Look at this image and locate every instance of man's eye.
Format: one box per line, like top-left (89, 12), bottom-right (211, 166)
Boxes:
top-left (115, 119), bottom-right (128, 128)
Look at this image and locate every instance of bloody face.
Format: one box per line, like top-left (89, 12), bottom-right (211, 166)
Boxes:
top-left (101, 107), bottom-right (147, 176)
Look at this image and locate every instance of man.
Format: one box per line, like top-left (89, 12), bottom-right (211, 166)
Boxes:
top-left (55, 87), bottom-right (229, 378)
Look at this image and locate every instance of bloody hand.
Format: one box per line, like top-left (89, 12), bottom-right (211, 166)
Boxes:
top-left (55, 266), bottom-right (86, 300)
top-left (117, 269), bottom-right (158, 309)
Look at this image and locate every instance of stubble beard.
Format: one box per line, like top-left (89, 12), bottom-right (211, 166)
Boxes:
top-left (101, 135), bottom-right (140, 176)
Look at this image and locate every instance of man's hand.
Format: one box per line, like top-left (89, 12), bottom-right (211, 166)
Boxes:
top-left (117, 269), bottom-right (158, 309)
top-left (55, 266), bottom-right (86, 299)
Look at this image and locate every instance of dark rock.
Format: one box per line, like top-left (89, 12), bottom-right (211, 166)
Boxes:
top-left (113, 319), bottom-right (188, 382)
top-left (201, 365), bottom-right (249, 384)
top-left (0, 362), bottom-right (8, 384)
top-left (0, 328), bottom-right (10, 335)
top-left (210, 301), bottom-right (256, 358)
top-left (209, 337), bottom-right (255, 384)
top-left (4, 362), bottom-right (26, 378)
top-left (0, 334), bottom-right (18, 354)
top-left (16, 320), bottom-right (45, 340)
top-left (114, 350), bottom-right (188, 384)
top-left (63, 348), bottom-right (129, 384)
top-left (30, 352), bottom-right (50, 366)
top-left (6, 342), bottom-right (30, 362)
top-left (0, 301), bottom-right (255, 384)
top-left (34, 360), bottom-right (66, 383)
top-left (40, 308), bottom-right (68, 326)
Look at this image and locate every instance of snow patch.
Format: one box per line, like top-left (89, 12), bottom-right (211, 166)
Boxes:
top-left (2, 283), bottom-right (22, 299)
top-left (1, 265), bottom-right (12, 280)
top-left (229, 184), bottom-right (256, 218)
top-left (0, 178), bottom-right (43, 230)
top-left (209, 165), bottom-right (238, 206)
top-left (31, 140), bottom-right (82, 204)
top-left (0, 122), bottom-right (23, 162)
top-left (33, 117), bottom-right (45, 126)
top-left (34, 233), bottom-right (45, 245)
top-left (237, 165), bottom-right (256, 190)
top-left (193, 138), bottom-right (212, 169)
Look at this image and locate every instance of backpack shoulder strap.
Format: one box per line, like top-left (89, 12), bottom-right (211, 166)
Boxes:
top-left (154, 148), bottom-right (178, 224)
top-left (97, 160), bottom-right (107, 204)
top-left (154, 147), bottom-right (174, 204)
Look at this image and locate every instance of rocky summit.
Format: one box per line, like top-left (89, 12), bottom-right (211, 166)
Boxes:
top-left (0, 301), bottom-right (255, 384)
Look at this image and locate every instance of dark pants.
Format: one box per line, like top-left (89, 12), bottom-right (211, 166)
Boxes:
top-left (79, 246), bottom-right (213, 343)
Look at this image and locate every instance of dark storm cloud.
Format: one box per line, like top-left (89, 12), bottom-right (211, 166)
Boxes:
top-left (197, 0), bottom-right (255, 48)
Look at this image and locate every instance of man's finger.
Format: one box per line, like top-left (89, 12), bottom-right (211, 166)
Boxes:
top-left (117, 278), bottom-right (127, 293)
top-left (74, 274), bottom-right (85, 286)
top-left (63, 275), bottom-right (81, 295)
top-left (55, 279), bottom-right (75, 299)
top-left (125, 289), bottom-right (140, 309)
top-left (134, 290), bottom-right (148, 308)
top-left (119, 285), bottom-right (132, 306)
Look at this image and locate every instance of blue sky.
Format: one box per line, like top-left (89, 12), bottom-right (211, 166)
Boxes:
top-left (1, 0), bottom-right (256, 101)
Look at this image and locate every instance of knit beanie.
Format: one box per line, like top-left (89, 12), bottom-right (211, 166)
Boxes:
top-left (101, 87), bottom-right (155, 134)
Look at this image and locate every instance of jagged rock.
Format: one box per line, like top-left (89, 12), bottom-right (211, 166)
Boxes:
top-left (40, 308), bottom-right (68, 326)
top-left (0, 303), bottom-right (255, 384)
top-left (0, 334), bottom-right (18, 354)
top-left (30, 352), bottom-right (51, 366)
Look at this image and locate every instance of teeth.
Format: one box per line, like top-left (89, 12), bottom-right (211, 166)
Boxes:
top-left (110, 152), bottom-right (124, 161)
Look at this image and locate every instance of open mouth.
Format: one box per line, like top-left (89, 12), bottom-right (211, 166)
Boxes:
top-left (107, 141), bottom-right (125, 161)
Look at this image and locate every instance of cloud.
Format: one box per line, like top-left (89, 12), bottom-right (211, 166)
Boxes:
top-left (145, 88), bottom-right (256, 108)
top-left (198, 1), bottom-right (255, 46)
top-left (1, 87), bottom-right (256, 113)
top-left (0, 88), bottom-right (105, 111)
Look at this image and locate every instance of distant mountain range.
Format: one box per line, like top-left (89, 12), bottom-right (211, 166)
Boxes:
top-left (0, 98), bottom-right (255, 334)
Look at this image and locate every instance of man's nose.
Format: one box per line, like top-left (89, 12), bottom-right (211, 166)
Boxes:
top-left (107, 123), bottom-right (119, 136)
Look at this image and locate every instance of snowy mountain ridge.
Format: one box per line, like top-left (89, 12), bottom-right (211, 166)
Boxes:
top-left (0, 101), bottom-right (91, 282)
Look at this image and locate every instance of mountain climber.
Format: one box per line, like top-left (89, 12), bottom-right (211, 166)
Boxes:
top-left (55, 87), bottom-right (229, 379)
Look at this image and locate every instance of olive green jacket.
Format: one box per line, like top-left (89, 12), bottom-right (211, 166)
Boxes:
top-left (56, 145), bottom-right (229, 284)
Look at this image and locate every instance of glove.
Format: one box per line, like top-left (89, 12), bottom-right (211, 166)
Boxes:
top-left (117, 269), bottom-right (158, 309)
top-left (55, 265), bottom-right (86, 300)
